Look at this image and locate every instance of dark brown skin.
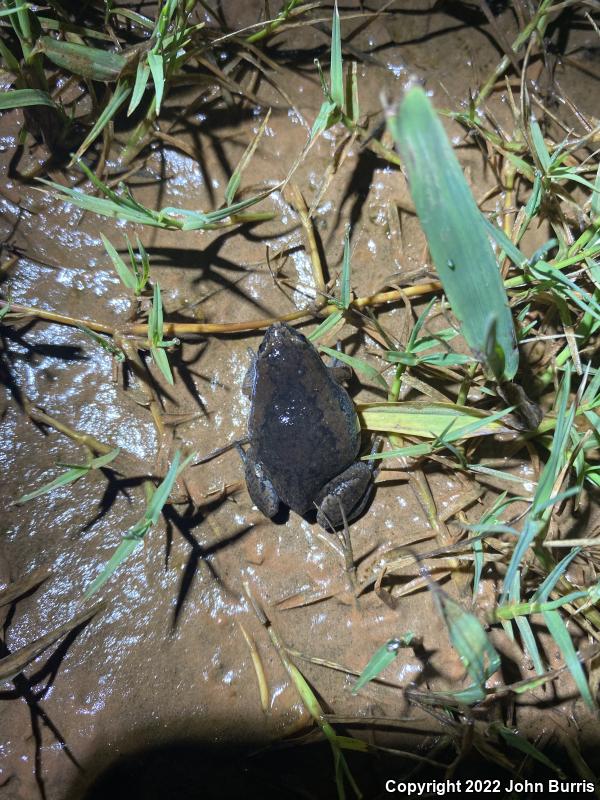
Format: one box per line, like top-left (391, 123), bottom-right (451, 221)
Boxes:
top-left (242, 323), bottom-right (372, 530)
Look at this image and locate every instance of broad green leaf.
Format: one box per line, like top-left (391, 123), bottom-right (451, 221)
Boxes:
top-left (388, 88), bottom-right (518, 381)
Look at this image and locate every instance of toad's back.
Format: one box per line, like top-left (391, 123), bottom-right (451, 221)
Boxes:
top-left (247, 325), bottom-right (360, 515)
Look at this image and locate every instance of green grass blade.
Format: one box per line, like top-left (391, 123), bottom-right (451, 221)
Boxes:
top-left (89, 448), bottom-right (121, 468)
top-left (0, 88), bottom-right (58, 110)
top-left (542, 609), bottom-right (594, 709)
top-left (592, 162), bottom-right (600, 217)
top-left (85, 451), bottom-right (190, 598)
top-left (388, 88), bottom-right (518, 381)
top-left (330, 0), bottom-right (343, 108)
top-left (0, 299), bottom-right (12, 321)
top-left (345, 61), bottom-right (359, 124)
top-left (285, 659), bottom-right (362, 799)
top-left (310, 99), bottom-right (338, 141)
top-left (128, 63), bottom-right (151, 116)
top-left (14, 447), bottom-right (119, 505)
top-left (482, 216), bottom-right (528, 269)
top-left (151, 346), bottom-right (174, 386)
top-left (319, 346), bottom-right (387, 389)
top-left (357, 401), bottom-right (512, 439)
top-left (509, 570), bottom-right (545, 675)
top-left (495, 725), bottom-right (567, 777)
top-left (501, 368), bottom-right (575, 600)
top-left (436, 592), bottom-right (500, 702)
top-left (147, 51), bottom-right (164, 114)
top-left (77, 325), bottom-right (125, 361)
top-left (352, 635), bottom-right (414, 695)
top-left (0, 4), bottom-right (28, 16)
top-left (15, 467), bottom-right (88, 504)
top-left (225, 109), bottom-right (272, 206)
top-left (101, 234), bottom-right (137, 291)
top-left (37, 36), bottom-right (127, 81)
top-left (308, 310), bottom-right (344, 342)
top-left (0, 38), bottom-right (20, 71)
top-left (152, 283), bottom-right (163, 340)
top-left (529, 118), bottom-right (551, 172)
top-left (532, 546), bottom-right (582, 602)
top-left (340, 226), bottom-right (351, 309)
top-left (84, 527), bottom-right (146, 599)
top-left (70, 80), bottom-right (131, 164)
top-left (145, 450), bottom-right (181, 523)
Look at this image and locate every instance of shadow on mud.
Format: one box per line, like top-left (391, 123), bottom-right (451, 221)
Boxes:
top-left (64, 729), bottom-right (595, 800)
top-left (66, 738), bottom-right (367, 800)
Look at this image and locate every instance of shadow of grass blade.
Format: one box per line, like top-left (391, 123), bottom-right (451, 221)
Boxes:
top-left (388, 88), bottom-right (518, 381)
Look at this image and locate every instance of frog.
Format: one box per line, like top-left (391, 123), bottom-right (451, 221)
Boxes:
top-left (238, 322), bottom-right (373, 531)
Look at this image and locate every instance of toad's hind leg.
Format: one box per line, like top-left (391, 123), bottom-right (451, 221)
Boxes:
top-left (237, 444), bottom-right (280, 518)
top-left (315, 462), bottom-right (373, 531)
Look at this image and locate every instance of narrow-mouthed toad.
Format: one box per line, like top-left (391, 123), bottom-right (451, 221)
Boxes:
top-left (240, 323), bottom-right (372, 530)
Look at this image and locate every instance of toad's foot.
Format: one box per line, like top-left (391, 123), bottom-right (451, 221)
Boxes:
top-left (315, 462), bottom-right (373, 531)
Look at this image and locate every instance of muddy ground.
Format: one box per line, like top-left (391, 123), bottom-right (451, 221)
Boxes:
top-left (1, 2), bottom-right (600, 798)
